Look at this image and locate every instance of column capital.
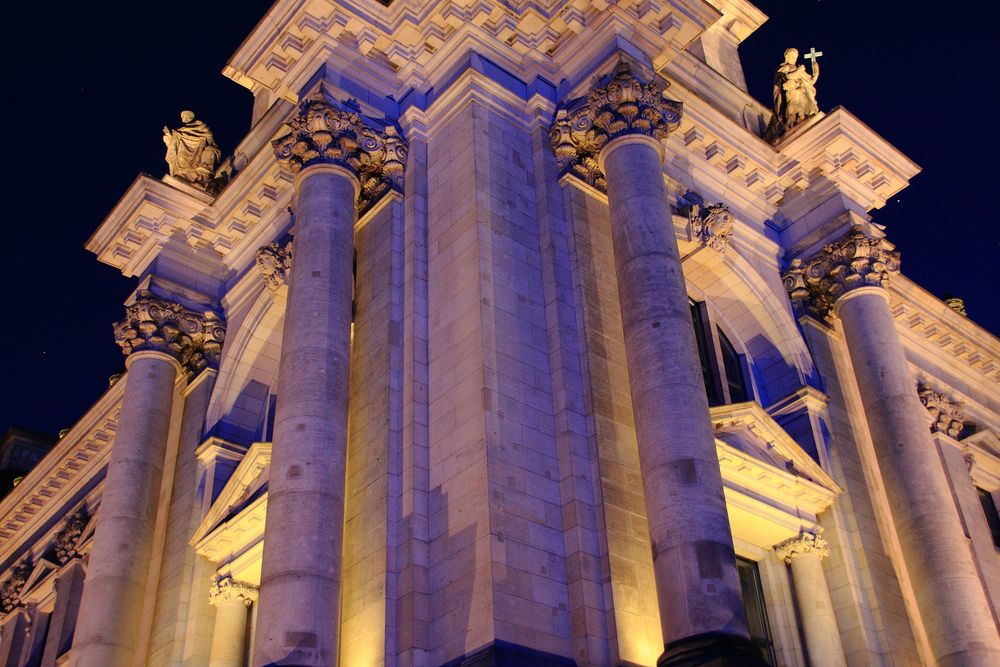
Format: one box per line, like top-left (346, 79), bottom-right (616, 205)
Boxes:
top-left (209, 576), bottom-right (259, 607)
top-left (549, 61), bottom-right (682, 193)
top-left (918, 382), bottom-right (965, 439)
top-left (54, 508), bottom-right (89, 565)
top-left (273, 97), bottom-right (407, 215)
top-left (113, 290), bottom-right (227, 375)
top-left (256, 238), bottom-right (293, 290)
top-left (0, 560), bottom-right (30, 615)
top-left (783, 225), bottom-right (900, 320)
top-left (775, 531), bottom-right (830, 563)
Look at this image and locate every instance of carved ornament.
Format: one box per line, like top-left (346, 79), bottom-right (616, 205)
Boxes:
top-left (689, 203), bottom-right (734, 253)
top-left (256, 239), bottom-right (293, 290)
top-left (113, 290), bottom-right (226, 374)
top-left (273, 98), bottom-right (407, 215)
top-left (783, 225), bottom-right (900, 320)
top-left (0, 561), bottom-right (30, 614)
top-left (918, 383), bottom-right (965, 439)
top-left (54, 509), bottom-right (89, 564)
top-left (209, 576), bottom-right (259, 607)
top-left (550, 61), bottom-right (682, 192)
top-left (775, 531), bottom-right (830, 563)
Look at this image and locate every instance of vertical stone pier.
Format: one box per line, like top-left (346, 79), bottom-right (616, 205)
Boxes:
top-left (775, 532), bottom-right (847, 667)
top-left (551, 62), bottom-right (765, 666)
top-left (208, 578), bottom-right (257, 667)
top-left (252, 98), bottom-right (405, 667)
top-left (73, 293), bottom-right (225, 667)
top-left (786, 227), bottom-right (1000, 667)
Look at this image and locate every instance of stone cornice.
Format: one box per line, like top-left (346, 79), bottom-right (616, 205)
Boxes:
top-left (224, 0), bottom-right (720, 103)
top-left (774, 531), bottom-right (830, 563)
top-left (114, 291), bottom-right (227, 374)
top-left (192, 442), bottom-right (272, 553)
top-left (783, 225), bottom-right (900, 320)
top-left (0, 378), bottom-right (124, 563)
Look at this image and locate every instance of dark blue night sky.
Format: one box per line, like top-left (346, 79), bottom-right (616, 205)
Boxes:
top-left (1, 0), bottom-right (996, 437)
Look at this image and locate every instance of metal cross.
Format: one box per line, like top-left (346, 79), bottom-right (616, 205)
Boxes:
top-left (804, 47), bottom-right (824, 64)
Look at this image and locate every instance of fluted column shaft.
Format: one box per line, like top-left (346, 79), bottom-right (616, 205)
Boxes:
top-left (836, 287), bottom-right (1000, 666)
top-left (601, 134), bottom-right (752, 654)
top-left (73, 350), bottom-right (180, 667)
top-left (252, 164), bottom-right (357, 667)
top-left (776, 533), bottom-right (846, 667)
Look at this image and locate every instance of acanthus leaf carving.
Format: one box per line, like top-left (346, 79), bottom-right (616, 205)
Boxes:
top-left (54, 508), bottom-right (89, 564)
top-left (918, 382), bottom-right (965, 439)
top-left (774, 531), bottom-right (830, 563)
top-left (209, 576), bottom-right (259, 607)
top-left (0, 561), bottom-right (31, 614)
top-left (256, 238), bottom-right (293, 290)
top-left (688, 203), bottom-right (735, 253)
top-left (549, 61), bottom-right (682, 193)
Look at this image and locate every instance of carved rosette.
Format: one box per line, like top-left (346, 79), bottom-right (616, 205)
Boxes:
top-left (54, 509), bottom-right (89, 564)
top-left (113, 291), bottom-right (227, 375)
top-left (0, 561), bottom-right (31, 614)
top-left (775, 532), bottom-right (830, 563)
top-left (918, 383), bottom-right (965, 438)
top-left (549, 61), bottom-right (682, 192)
top-left (783, 225), bottom-right (900, 320)
top-left (689, 203), bottom-right (735, 253)
top-left (256, 239), bottom-right (293, 290)
top-left (209, 576), bottom-right (259, 607)
top-left (272, 98), bottom-right (408, 215)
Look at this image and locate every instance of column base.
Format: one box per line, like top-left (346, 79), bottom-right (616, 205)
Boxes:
top-left (440, 639), bottom-right (577, 666)
top-left (657, 633), bottom-right (769, 667)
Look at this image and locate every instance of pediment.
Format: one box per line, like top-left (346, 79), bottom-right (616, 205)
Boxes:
top-left (191, 442), bottom-right (271, 547)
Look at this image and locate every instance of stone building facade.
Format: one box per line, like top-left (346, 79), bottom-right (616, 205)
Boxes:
top-left (2, 1), bottom-right (1000, 666)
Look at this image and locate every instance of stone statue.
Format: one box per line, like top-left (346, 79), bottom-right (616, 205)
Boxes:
top-left (764, 47), bottom-right (821, 144)
top-left (163, 111), bottom-right (224, 191)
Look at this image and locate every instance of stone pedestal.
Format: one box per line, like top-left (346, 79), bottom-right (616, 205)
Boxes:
top-left (552, 63), bottom-right (763, 665)
top-left (775, 533), bottom-right (846, 667)
top-left (252, 97), bottom-right (406, 667)
top-left (73, 292), bottom-right (224, 667)
top-left (208, 578), bottom-right (257, 667)
top-left (786, 228), bottom-right (1000, 667)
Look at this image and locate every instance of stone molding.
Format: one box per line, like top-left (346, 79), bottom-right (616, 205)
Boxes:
top-left (688, 203), bottom-right (734, 253)
top-left (209, 576), bottom-right (259, 607)
top-left (53, 509), bottom-right (89, 565)
top-left (783, 225), bottom-right (900, 320)
top-left (273, 98), bottom-right (407, 215)
top-left (0, 561), bottom-right (30, 614)
top-left (255, 239), bottom-right (293, 290)
top-left (918, 382), bottom-right (965, 439)
top-left (113, 290), bottom-right (227, 375)
top-left (775, 531), bottom-right (830, 563)
top-left (550, 61), bottom-right (682, 192)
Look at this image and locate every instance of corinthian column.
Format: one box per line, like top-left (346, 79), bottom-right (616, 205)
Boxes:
top-left (551, 62), bottom-right (765, 666)
top-left (785, 227), bottom-right (1000, 667)
top-left (252, 98), bottom-right (406, 667)
top-left (73, 292), bottom-right (225, 667)
top-left (208, 577), bottom-right (258, 667)
top-left (775, 532), bottom-right (846, 667)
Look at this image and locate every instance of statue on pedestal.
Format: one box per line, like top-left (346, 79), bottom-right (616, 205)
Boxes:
top-left (764, 47), bottom-right (821, 145)
top-left (163, 110), bottom-right (225, 192)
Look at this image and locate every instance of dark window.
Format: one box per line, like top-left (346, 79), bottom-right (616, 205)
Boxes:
top-left (719, 328), bottom-right (748, 403)
top-left (977, 488), bottom-right (1000, 550)
top-left (737, 557), bottom-right (776, 666)
top-left (691, 301), bottom-right (721, 406)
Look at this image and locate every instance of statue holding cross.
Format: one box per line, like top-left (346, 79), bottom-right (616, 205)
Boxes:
top-left (764, 47), bottom-right (822, 144)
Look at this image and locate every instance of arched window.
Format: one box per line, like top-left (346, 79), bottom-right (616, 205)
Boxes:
top-left (690, 299), bottom-right (752, 406)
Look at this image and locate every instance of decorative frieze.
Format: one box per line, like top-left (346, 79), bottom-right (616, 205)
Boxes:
top-left (918, 382), bottom-right (965, 439)
top-left (113, 290), bottom-right (226, 374)
top-left (775, 531), bottom-right (830, 563)
top-left (783, 225), bottom-right (900, 319)
top-left (209, 576), bottom-right (259, 607)
top-left (0, 561), bottom-right (30, 614)
top-left (54, 509), bottom-right (89, 564)
top-left (255, 239), bottom-right (293, 290)
top-left (550, 61), bottom-right (682, 192)
top-left (688, 203), bottom-right (734, 253)
top-left (272, 98), bottom-right (407, 214)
